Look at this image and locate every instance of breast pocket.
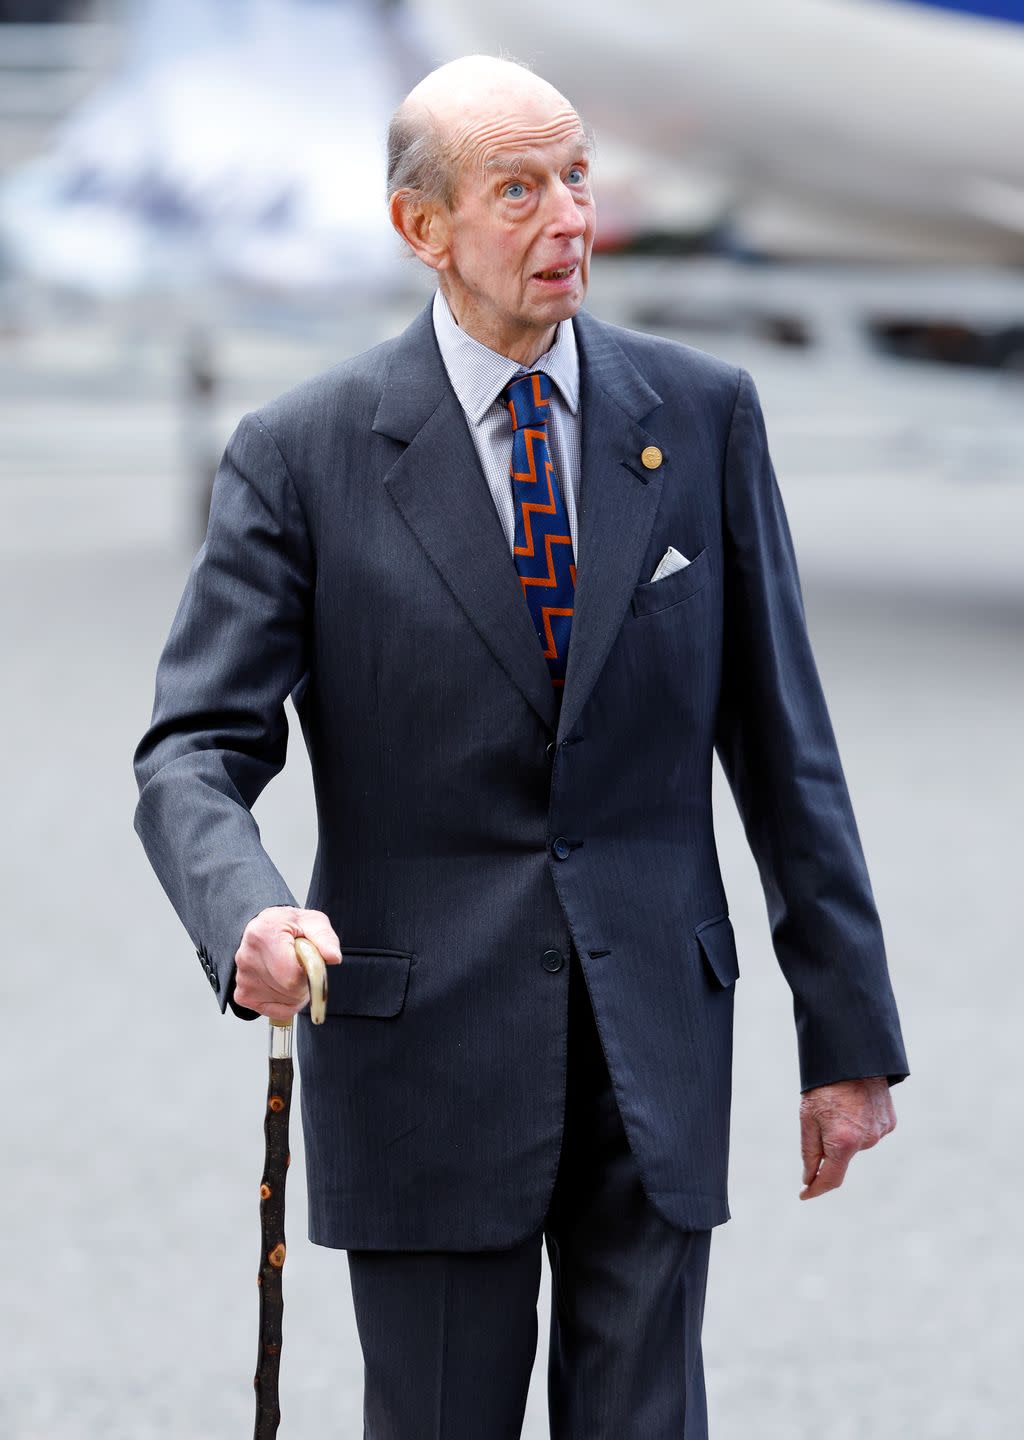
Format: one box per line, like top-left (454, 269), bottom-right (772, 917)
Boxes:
top-left (631, 546), bottom-right (712, 618)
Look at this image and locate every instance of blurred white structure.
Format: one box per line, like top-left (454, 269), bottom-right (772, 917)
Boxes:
top-left (0, 0), bottom-right (423, 296)
top-left (419, 0), bottom-right (1024, 263)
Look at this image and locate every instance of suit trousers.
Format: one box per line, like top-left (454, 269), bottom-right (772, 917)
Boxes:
top-left (345, 945), bottom-right (713, 1439)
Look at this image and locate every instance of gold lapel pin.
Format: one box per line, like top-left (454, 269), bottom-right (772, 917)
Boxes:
top-left (640, 445), bottom-right (663, 471)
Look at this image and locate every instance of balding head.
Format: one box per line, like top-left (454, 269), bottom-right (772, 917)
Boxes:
top-left (386, 54), bottom-right (596, 366)
top-left (386, 55), bottom-right (587, 212)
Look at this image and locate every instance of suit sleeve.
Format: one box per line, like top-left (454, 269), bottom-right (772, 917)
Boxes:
top-left (132, 411), bottom-right (312, 1019)
top-left (714, 367), bottom-right (909, 1092)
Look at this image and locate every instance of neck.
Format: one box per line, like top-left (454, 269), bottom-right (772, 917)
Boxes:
top-left (440, 288), bottom-right (557, 367)
top-left (501, 325), bottom-right (558, 368)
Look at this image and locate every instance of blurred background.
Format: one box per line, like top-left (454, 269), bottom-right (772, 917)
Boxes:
top-left (3, 1), bottom-right (1022, 1436)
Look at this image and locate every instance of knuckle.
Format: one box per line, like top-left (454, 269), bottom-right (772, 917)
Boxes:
top-left (245, 908), bottom-right (287, 945)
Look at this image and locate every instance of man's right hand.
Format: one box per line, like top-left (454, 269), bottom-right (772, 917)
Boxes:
top-left (233, 906), bottom-right (343, 1019)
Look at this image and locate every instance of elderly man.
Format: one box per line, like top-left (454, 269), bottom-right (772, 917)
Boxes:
top-left (133, 54), bottom-right (909, 1440)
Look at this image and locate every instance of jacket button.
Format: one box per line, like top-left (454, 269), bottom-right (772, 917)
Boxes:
top-left (546, 741), bottom-right (557, 758)
top-left (542, 948), bottom-right (565, 973)
top-left (551, 836), bottom-right (571, 860)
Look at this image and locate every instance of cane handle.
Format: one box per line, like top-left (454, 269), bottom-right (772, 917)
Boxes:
top-left (294, 936), bottom-right (328, 1025)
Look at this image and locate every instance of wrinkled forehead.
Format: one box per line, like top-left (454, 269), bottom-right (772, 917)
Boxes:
top-left (448, 103), bottom-right (591, 185)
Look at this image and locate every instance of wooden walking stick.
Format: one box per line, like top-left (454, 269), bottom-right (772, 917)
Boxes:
top-left (253, 936), bottom-right (328, 1440)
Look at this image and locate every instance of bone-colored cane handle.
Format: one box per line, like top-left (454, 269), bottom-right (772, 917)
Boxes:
top-left (294, 936), bottom-right (328, 1025)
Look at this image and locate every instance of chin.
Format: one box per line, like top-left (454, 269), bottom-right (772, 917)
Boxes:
top-left (542, 286), bottom-right (586, 321)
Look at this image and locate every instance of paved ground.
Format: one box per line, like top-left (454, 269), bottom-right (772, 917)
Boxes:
top-left (2, 275), bottom-right (1021, 1437)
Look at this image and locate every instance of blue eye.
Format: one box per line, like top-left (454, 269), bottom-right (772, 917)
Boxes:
top-left (567, 166), bottom-right (585, 184)
top-left (504, 182), bottom-right (526, 199)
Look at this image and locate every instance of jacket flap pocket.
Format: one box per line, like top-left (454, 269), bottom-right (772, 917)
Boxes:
top-left (326, 947), bottom-right (414, 1017)
top-left (695, 915), bottom-right (739, 987)
top-left (632, 546), bottom-right (710, 617)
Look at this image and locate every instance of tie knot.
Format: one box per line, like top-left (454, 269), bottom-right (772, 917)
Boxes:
top-left (503, 370), bottom-right (552, 430)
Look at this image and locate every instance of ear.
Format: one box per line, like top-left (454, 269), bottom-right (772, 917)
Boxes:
top-left (389, 191), bottom-right (453, 273)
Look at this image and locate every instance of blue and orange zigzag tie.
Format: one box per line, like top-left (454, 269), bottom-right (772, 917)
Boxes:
top-left (503, 370), bottom-right (576, 690)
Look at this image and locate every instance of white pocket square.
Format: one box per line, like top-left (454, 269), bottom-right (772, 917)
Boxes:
top-left (650, 546), bottom-right (691, 582)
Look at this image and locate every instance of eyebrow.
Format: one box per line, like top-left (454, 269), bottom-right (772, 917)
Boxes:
top-left (482, 133), bottom-right (593, 175)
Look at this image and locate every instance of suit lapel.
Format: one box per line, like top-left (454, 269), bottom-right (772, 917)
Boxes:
top-left (377, 304), bottom-right (560, 735)
top-left (374, 302), bottom-right (667, 743)
top-left (556, 310), bottom-right (666, 742)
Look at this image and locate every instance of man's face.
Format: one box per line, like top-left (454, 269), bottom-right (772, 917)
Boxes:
top-left (435, 94), bottom-right (596, 360)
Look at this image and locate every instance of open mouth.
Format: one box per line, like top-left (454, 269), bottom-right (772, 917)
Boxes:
top-left (533, 262), bottom-right (579, 283)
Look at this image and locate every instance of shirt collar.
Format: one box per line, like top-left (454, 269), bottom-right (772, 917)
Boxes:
top-left (431, 287), bottom-right (580, 424)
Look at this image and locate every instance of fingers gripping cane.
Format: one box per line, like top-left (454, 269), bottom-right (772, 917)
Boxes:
top-left (253, 937), bottom-right (328, 1440)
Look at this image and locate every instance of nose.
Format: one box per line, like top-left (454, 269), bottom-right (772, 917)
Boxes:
top-left (545, 177), bottom-right (587, 238)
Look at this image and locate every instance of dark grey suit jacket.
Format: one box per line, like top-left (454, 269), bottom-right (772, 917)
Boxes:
top-left (133, 300), bottom-right (909, 1249)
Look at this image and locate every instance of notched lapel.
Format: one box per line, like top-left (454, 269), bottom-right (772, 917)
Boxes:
top-left (376, 307), bottom-right (559, 735)
top-left (557, 312), bottom-right (666, 742)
